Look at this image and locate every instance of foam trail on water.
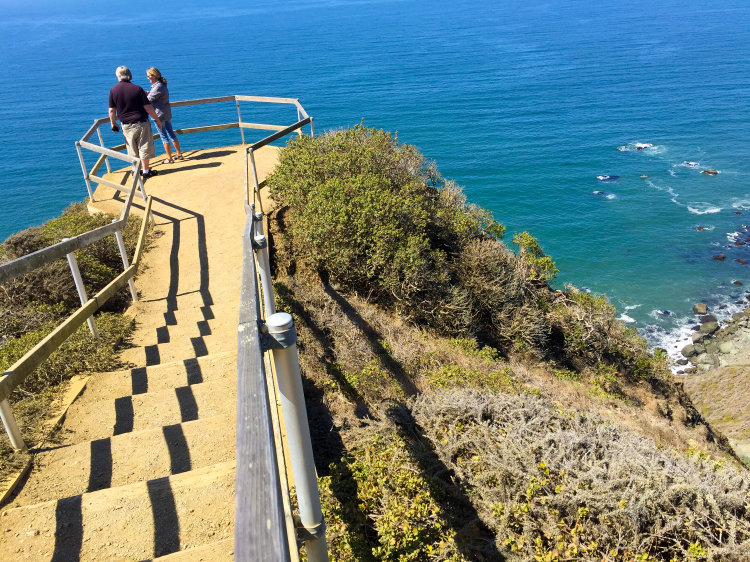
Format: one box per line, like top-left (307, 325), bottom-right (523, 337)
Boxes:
top-left (688, 204), bottom-right (722, 215)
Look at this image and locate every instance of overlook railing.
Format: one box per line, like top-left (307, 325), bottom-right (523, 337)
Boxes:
top-left (0, 95), bottom-right (326, 560)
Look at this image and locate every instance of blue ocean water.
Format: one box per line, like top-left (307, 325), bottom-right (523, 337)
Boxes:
top-left (2, 0), bottom-right (750, 358)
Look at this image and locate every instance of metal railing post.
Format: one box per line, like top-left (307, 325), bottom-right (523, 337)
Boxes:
top-left (62, 238), bottom-right (99, 339)
top-left (253, 231), bottom-right (276, 319)
top-left (75, 142), bottom-right (95, 202)
top-left (96, 125), bottom-right (112, 174)
top-left (236, 98), bottom-right (246, 145)
top-left (113, 219), bottom-right (137, 301)
top-left (265, 313), bottom-right (328, 562)
top-left (0, 399), bottom-right (26, 451)
top-left (309, 117), bottom-right (314, 138)
top-left (248, 148), bottom-right (261, 203)
top-left (137, 174), bottom-right (155, 223)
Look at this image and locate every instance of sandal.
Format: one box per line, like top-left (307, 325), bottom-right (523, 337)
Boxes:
top-left (174, 154), bottom-right (185, 161)
top-left (162, 158), bottom-right (174, 164)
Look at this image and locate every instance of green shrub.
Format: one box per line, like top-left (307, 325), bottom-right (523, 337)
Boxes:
top-left (0, 202), bottom-right (145, 316)
top-left (511, 232), bottom-right (558, 280)
top-left (0, 312), bottom-right (133, 403)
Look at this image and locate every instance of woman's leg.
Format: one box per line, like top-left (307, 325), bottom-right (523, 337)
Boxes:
top-left (164, 143), bottom-right (173, 159)
top-left (173, 138), bottom-right (183, 157)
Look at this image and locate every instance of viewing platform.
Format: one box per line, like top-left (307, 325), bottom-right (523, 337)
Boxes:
top-left (0, 97), bottom-right (326, 561)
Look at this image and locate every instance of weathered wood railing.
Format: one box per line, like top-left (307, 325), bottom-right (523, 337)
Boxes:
top-left (0, 196), bottom-right (152, 450)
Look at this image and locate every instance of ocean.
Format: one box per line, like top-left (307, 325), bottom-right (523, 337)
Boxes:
top-left (1, 0), bottom-right (750, 362)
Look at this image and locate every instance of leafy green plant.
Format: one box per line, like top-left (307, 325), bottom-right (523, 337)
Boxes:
top-left (511, 232), bottom-right (559, 280)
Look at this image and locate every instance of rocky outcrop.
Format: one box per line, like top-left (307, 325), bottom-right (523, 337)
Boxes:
top-left (681, 305), bottom-right (750, 373)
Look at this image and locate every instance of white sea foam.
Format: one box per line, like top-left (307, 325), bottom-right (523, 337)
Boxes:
top-left (618, 314), bottom-right (636, 323)
top-left (681, 161), bottom-right (701, 168)
top-left (732, 200), bottom-right (750, 210)
top-left (648, 309), bottom-right (674, 320)
top-left (687, 204), bottom-right (722, 215)
top-left (624, 304), bottom-right (642, 310)
top-left (669, 169), bottom-right (677, 177)
top-left (605, 193), bottom-right (616, 199)
top-left (646, 180), bottom-right (682, 206)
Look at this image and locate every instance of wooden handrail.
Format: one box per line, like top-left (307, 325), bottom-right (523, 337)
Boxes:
top-left (0, 197), bottom-right (152, 404)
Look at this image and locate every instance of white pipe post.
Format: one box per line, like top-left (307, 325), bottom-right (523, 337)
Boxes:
top-left (96, 125), bottom-right (112, 173)
top-left (113, 220), bottom-right (137, 301)
top-left (244, 148), bottom-right (250, 206)
top-left (266, 313), bottom-right (328, 562)
top-left (236, 99), bottom-right (246, 145)
top-left (63, 238), bottom-right (99, 339)
top-left (0, 399), bottom-right (26, 451)
top-left (309, 117), bottom-right (314, 138)
top-left (248, 148), bottom-right (263, 215)
top-left (75, 142), bottom-right (95, 202)
top-left (137, 174), bottom-right (154, 223)
top-left (254, 231), bottom-right (276, 319)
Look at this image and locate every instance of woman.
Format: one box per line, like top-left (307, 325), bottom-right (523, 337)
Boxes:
top-left (146, 67), bottom-right (183, 163)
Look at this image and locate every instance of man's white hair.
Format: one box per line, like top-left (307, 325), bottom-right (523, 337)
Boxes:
top-left (116, 66), bottom-right (132, 81)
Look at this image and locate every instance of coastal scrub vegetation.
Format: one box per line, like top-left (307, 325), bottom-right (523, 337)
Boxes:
top-left (268, 126), bottom-right (746, 561)
top-left (0, 203), bottom-right (145, 482)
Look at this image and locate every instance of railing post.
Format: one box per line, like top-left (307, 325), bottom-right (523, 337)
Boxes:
top-left (96, 124), bottom-right (112, 174)
top-left (309, 117), bottom-right (314, 138)
top-left (248, 148), bottom-right (261, 202)
top-left (75, 142), bottom-right (95, 202)
top-left (137, 174), bottom-right (155, 223)
top-left (62, 238), bottom-right (99, 339)
top-left (0, 399), bottom-right (26, 451)
top-left (112, 219), bottom-right (137, 301)
top-left (236, 98), bottom-right (246, 145)
top-left (265, 313), bottom-right (328, 562)
top-left (253, 241), bottom-right (276, 319)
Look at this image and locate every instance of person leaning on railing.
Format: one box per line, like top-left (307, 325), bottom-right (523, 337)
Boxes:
top-left (108, 65), bottom-right (162, 180)
top-left (146, 67), bottom-right (184, 164)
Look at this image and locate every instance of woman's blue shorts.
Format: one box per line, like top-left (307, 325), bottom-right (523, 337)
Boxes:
top-left (157, 120), bottom-right (178, 144)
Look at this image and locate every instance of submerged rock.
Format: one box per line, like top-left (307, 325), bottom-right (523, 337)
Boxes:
top-left (713, 254), bottom-right (726, 261)
top-left (734, 280), bottom-right (744, 285)
top-left (702, 169), bottom-right (719, 175)
top-left (700, 314), bottom-right (717, 324)
top-left (738, 258), bottom-right (748, 264)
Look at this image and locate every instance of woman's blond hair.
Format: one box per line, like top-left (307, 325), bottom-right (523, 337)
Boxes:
top-left (147, 67), bottom-right (167, 86)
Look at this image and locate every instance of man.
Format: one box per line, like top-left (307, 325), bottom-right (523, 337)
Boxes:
top-left (108, 66), bottom-right (162, 179)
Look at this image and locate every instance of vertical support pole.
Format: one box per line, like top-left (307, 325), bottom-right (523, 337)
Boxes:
top-left (137, 174), bottom-right (155, 223)
top-left (309, 116), bottom-right (314, 138)
top-left (75, 142), bottom-right (95, 202)
top-left (0, 399), bottom-right (26, 452)
top-left (236, 98), bottom-right (246, 145)
top-left (244, 148), bottom-right (250, 207)
top-left (253, 232), bottom-right (276, 319)
top-left (96, 124), bottom-right (112, 173)
top-left (63, 239), bottom-right (99, 339)
top-left (113, 220), bottom-right (137, 301)
top-left (296, 108), bottom-right (303, 136)
top-left (266, 313), bottom-right (328, 562)
top-left (249, 148), bottom-right (262, 214)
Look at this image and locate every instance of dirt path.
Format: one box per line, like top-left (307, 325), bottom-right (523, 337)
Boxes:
top-left (0, 145), bottom-right (279, 561)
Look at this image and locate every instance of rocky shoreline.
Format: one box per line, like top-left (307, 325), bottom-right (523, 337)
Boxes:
top-left (679, 301), bottom-right (750, 373)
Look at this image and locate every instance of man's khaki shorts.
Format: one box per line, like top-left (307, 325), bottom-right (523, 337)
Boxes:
top-left (122, 121), bottom-right (156, 160)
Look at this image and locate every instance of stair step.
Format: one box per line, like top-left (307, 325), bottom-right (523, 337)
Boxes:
top-left (126, 301), bottom-right (239, 333)
top-left (129, 317), bottom-right (236, 348)
top-left (152, 538), bottom-right (233, 561)
top-left (12, 415), bottom-right (235, 508)
top-left (82, 352), bottom-right (236, 402)
top-left (130, 293), bottom-right (237, 317)
top-left (0, 461), bottom-right (235, 561)
top-left (119, 335), bottom-right (236, 368)
top-left (59, 378), bottom-right (236, 445)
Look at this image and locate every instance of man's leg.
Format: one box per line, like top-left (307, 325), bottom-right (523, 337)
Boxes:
top-left (142, 158), bottom-right (150, 172)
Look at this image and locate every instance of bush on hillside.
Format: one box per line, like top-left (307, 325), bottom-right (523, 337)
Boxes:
top-left (316, 390), bottom-right (750, 561)
top-left (0, 202), bottom-right (144, 319)
top-left (267, 125), bottom-right (667, 380)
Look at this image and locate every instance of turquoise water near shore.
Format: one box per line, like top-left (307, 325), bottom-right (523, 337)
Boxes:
top-left (2, 0), bottom-right (750, 359)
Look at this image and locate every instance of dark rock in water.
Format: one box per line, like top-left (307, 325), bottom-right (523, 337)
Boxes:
top-left (736, 301), bottom-right (745, 305)
top-left (693, 303), bottom-right (708, 315)
top-left (702, 169), bottom-right (719, 175)
top-left (738, 258), bottom-right (748, 264)
top-left (746, 236), bottom-right (750, 241)
top-left (735, 241), bottom-right (746, 246)
top-left (719, 305), bottom-right (728, 310)
top-left (734, 280), bottom-right (743, 286)
top-left (737, 212), bottom-right (743, 215)
top-left (746, 294), bottom-right (750, 301)
top-left (676, 358), bottom-right (689, 365)
top-left (696, 226), bottom-right (706, 231)
top-left (700, 314), bottom-right (716, 324)
top-left (714, 254), bottom-right (726, 261)
top-left (677, 370), bottom-right (684, 374)
top-left (691, 325), bottom-right (701, 331)
top-left (656, 310), bottom-right (671, 316)
top-left (700, 321), bottom-right (720, 335)
top-left (681, 344), bottom-right (697, 358)
top-left (655, 347), bottom-right (668, 354)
